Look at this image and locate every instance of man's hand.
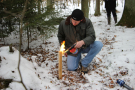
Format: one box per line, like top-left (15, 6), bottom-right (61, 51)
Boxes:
top-left (64, 53), bottom-right (67, 57)
top-left (74, 40), bottom-right (85, 48)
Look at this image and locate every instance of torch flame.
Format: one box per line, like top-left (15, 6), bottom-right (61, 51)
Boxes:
top-left (60, 41), bottom-right (65, 54)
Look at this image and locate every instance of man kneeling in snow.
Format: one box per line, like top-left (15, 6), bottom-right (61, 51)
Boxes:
top-left (57, 9), bottom-right (103, 73)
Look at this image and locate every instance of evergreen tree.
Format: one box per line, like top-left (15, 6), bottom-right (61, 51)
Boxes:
top-left (0, 0), bottom-right (25, 38)
top-left (0, 0), bottom-right (64, 49)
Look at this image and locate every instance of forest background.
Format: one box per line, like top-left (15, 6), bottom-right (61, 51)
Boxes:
top-left (0, 0), bottom-right (135, 90)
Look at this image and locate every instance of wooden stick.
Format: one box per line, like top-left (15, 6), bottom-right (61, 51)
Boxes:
top-left (58, 51), bottom-right (62, 79)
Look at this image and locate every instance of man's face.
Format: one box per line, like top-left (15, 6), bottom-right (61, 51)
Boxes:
top-left (71, 18), bottom-right (82, 26)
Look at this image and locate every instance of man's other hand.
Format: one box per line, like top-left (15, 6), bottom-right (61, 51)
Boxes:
top-left (75, 40), bottom-right (85, 48)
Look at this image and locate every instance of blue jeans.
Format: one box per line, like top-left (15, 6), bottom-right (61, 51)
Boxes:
top-left (67, 41), bottom-right (103, 71)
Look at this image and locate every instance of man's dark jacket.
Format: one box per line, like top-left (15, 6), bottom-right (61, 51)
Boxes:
top-left (57, 15), bottom-right (96, 56)
top-left (104, 0), bottom-right (116, 9)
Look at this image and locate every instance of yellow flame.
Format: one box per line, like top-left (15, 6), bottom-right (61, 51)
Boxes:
top-left (60, 41), bottom-right (65, 54)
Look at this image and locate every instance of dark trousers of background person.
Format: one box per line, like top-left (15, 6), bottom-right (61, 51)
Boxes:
top-left (106, 7), bottom-right (117, 25)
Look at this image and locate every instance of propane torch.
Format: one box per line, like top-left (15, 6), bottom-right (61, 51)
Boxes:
top-left (117, 79), bottom-right (133, 90)
top-left (64, 43), bottom-right (76, 53)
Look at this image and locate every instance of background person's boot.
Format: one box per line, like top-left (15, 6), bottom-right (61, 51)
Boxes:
top-left (107, 16), bottom-right (111, 25)
top-left (114, 16), bottom-right (117, 23)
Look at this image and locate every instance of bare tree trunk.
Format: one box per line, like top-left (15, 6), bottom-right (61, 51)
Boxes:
top-left (38, 0), bottom-right (41, 14)
top-left (93, 0), bottom-right (95, 9)
top-left (29, 27), bottom-right (32, 42)
top-left (117, 0), bottom-right (118, 6)
top-left (1, 21), bottom-right (4, 42)
top-left (94, 0), bottom-right (101, 16)
top-left (8, 19), bottom-right (13, 32)
top-left (47, 0), bottom-right (54, 13)
top-left (88, 0), bottom-right (91, 7)
top-left (19, 20), bottom-right (22, 45)
top-left (78, 0), bottom-right (80, 6)
top-left (18, 0), bottom-right (28, 90)
top-left (47, 0), bottom-right (53, 9)
top-left (117, 0), bottom-right (135, 27)
top-left (27, 25), bottom-right (29, 50)
top-left (81, 0), bottom-right (89, 18)
top-left (67, 0), bottom-right (68, 6)
top-left (122, 0), bottom-right (124, 7)
top-left (101, 0), bottom-right (103, 5)
top-left (73, 0), bottom-right (75, 5)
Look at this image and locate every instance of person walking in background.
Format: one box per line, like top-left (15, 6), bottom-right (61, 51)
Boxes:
top-left (57, 9), bottom-right (103, 73)
top-left (104, 0), bottom-right (117, 25)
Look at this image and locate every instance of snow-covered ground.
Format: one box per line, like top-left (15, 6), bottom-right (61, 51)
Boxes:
top-left (1, 0), bottom-right (135, 90)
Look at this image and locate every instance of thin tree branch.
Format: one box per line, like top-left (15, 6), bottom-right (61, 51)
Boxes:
top-left (3, 9), bottom-right (18, 17)
top-left (3, 0), bottom-right (28, 89)
top-left (18, 0), bottom-right (28, 90)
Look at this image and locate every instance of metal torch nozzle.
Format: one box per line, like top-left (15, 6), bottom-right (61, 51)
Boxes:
top-left (64, 43), bottom-right (76, 53)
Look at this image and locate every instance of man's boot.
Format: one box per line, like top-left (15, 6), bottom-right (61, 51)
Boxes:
top-left (107, 17), bottom-right (111, 25)
top-left (114, 16), bottom-right (117, 23)
top-left (79, 62), bottom-right (88, 74)
top-left (81, 66), bottom-right (88, 74)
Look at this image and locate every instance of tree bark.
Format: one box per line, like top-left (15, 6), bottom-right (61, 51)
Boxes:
top-left (27, 25), bottom-right (29, 50)
top-left (88, 0), bottom-right (91, 7)
top-left (47, 0), bottom-right (53, 9)
top-left (81, 0), bottom-right (89, 18)
top-left (94, 0), bottom-right (101, 16)
top-left (18, 0), bottom-right (28, 90)
top-left (38, 0), bottom-right (41, 14)
top-left (117, 0), bottom-right (135, 27)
